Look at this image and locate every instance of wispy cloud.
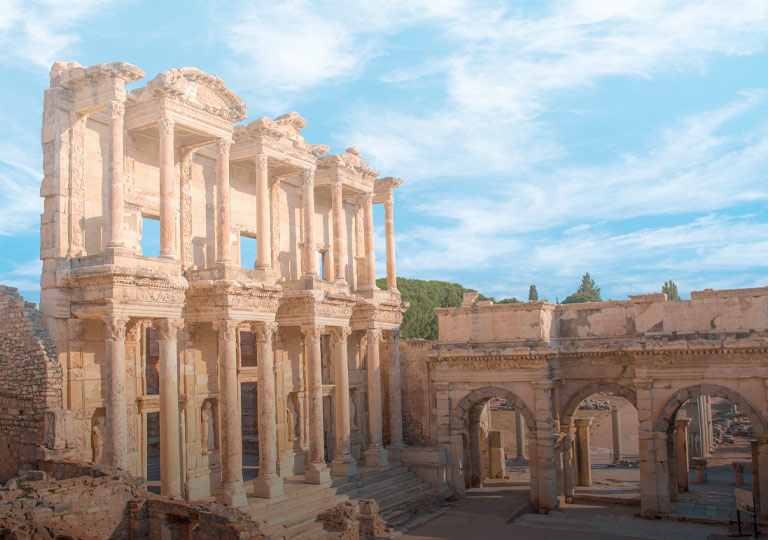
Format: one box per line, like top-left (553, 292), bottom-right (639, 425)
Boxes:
top-left (0, 258), bottom-right (41, 294)
top-left (0, 140), bottom-right (42, 236)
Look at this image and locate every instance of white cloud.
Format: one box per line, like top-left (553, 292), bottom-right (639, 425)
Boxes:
top-left (0, 142), bottom-right (42, 236)
top-left (0, 258), bottom-right (41, 294)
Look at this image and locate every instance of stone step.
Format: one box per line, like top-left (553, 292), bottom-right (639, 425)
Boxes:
top-left (258, 491), bottom-right (347, 528)
top-left (341, 470), bottom-right (417, 499)
top-left (266, 517), bottom-right (326, 540)
top-left (376, 480), bottom-right (432, 512)
top-left (335, 465), bottom-right (409, 492)
top-left (393, 506), bottom-right (451, 535)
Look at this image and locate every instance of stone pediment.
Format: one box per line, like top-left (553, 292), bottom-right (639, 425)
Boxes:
top-left (51, 61), bottom-right (145, 89)
top-left (233, 112), bottom-right (328, 159)
top-left (317, 147), bottom-right (379, 181)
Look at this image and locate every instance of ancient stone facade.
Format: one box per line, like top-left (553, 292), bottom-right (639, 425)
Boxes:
top-left (36, 61), bottom-right (406, 505)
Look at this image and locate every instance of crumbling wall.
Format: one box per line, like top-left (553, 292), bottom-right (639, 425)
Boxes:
top-left (401, 340), bottom-right (433, 446)
top-left (0, 286), bottom-right (63, 480)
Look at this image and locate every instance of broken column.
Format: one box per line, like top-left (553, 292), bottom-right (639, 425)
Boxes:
top-left (693, 457), bottom-right (708, 483)
top-left (489, 430), bottom-right (505, 479)
top-left (733, 461), bottom-right (746, 486)
top-left (575, 417), bottom-right (593, 486)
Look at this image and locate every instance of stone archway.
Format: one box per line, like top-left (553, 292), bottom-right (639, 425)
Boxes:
top-left (561, 381), bottom-right (637, 426)
top-left (450, 386), bottom-right (537, 434)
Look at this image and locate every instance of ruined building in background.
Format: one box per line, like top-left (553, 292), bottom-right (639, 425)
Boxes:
top-left (33, 61), bottom-right (408, 506)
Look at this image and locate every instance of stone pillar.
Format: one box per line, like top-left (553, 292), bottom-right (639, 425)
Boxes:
top-left (153, 319), bottom-right (182, 498)
top-left (387, 329), bottom-right (403, 448)
top-left (103, 315), bottom-right (129, 469)
top-left (158, 118), bottom-right (177, 259)
top-left (106, 100), bottom-right (126, 249)
top-left (516, 408), bottom-right (527, 460)
top-left (562, 426), bottom-right (575, 501)
top-left (489, 431), bottom-right (505, 479)
top-left (532, 381), bottom-right (557, 511)
top-left (752, 440), bottom-right (760, 504)
top-left (362, 192), bottom-right (376, 289)
top-left (365, 328), bottom-right (388, 467)
top-left (213, 320), bottom-right (247, 507)
top-left (575, 417), bottom-right (593, 486)
top-left (667, 428), bottom-right (678, 503)
top-left (674, 418), bottom-right (691, 493)
top-left (255, 154), bottom-right (271, 269)
top-left (251, 321), bottom-right (283, 497)
top-left (301, 325), bottom-right (330, 483)
top-left (611, 406), bottom-right (622, 464)
top-left (216, 138), bottom-right (233, 264)
top-left (554, 436), bottom-right (564, 497)
top-left (693, 457), bottom-right (708, 483)
top-left (757, 438), bottom-right (768, 522)
top-left (331, 177), bottom-right (347, 283)
top-left (384, 197), bottom-right (396, 291)
top-left (330, 327), bottom-right (355, 476)
top-left (303, 167), bottom-right (318, 277)
top-left (733, 461), bottom-right (746, 485)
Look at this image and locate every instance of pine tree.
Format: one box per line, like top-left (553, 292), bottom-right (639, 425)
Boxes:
top-left (563, 272), bottom-right (602, 304)
top-left (528, 285), bottom-right (538, 301)
top-left (577, 272), bottom-right (601, 298)
top-left (662, 280), bottom-right (680, 301)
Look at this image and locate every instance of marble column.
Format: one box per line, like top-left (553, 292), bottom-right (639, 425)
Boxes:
top-left (532, 381), bottom-right (557, 511)
top-left (303, 167), bottom-right (318, 277)
top-left (516, 408), bottom-right (527, 459)
top-left (562, 426), bottom-right (575, 501)
top-left (330, 327), bottom-right (355, 476)
top-left (106, 100), bottom-right (126, 249)
top-left (153, 319), bottom-right (182, 498)
top-left (213, 320), bottom-right (247, 507)
top-left (611, 407), bottom-right (622, 464)
top-left (575, 417), bottom-right (593, 486)
top-left (252, 321), bottom-right (283, 497)
top-left (362, 192), bottom-right (376, 289)
top-left (255, 154), bottom-right (271, 269)
top-left (387, 329), bottom-right (403, 448)
top-left (332, 177), bottom-right (347, 283)
top-left (158, 118), bottom-right (176, 259)
top-left (384, 197), bottom-right (397, 291)
top-left (365, 328), bottom-right (388, 467)
top-left (103, 315), bottom-right (129, 469)
top-left (301, 325), bottom-right (330, 483)
top-left (674, 418), bottom-right (691, 492)
top-left (216, 138), bottom-right (233, 264)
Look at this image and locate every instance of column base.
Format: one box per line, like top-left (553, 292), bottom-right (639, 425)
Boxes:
top-left (386, 443), bottom-right (405, 463)
top-left (253, 473), bottom-right (284, 498)
top-left (304, 463), bottom-right (331, 484)
top-left (365, 446), bottom-right (389, 468)
top-left (331, 456), bottom-right (357, 477)
top-left (215, 480), bottom-right (248, 508)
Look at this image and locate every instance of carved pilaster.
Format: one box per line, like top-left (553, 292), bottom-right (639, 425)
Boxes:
top-left (180, 150), bottom-right (194, 268)
top-left (68, 113), bottom-right (86, 257)
top-left (270, 179), bottom-right (281, 271)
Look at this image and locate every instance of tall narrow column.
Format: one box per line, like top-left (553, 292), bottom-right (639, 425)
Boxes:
top-left (575, 417), bottom-right (593, 486)
top-left (303, 167), bottom-right (318, 277)
top-left (255, 154), bottom-right (271, 269)
top-left (153, 319), bottom-right (182, 498)
top-left (363, 192), bottom-right (376, 289)
top-left (674, 418), bottom-right (691, 492)
top-left (332, 177), bottom-right (347, 283)
top-left (106, 100), bottom-right (126, 249)
top-left (330, 327), bottom-right (356, 476)
top-left (252, 322), bottom-right (283, 496)
top-left (216, 138), bottom-right (233, 264)
top-left (158, 118), bottom-right (176, 259)
top-left (365, 328), bottom-right (388, 467)
top-left (562, 427), bottom-right (575, 501)
top-left (213, 320), bottom-right (247, 507)
top-left (387, 329), bottom-right (403, 448)
top-left (611, 406), bottom-right (622, 464)
top-left (384, 197), bottom-right (396, 291)
top-left (301, 325), bottom-right (330, 483)
top-left (516, 408), bottom-right (527, 459)
top-left (104, 315), bottom-right (129, 469)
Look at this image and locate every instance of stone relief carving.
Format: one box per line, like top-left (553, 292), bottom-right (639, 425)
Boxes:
top-left (287, 393), bottom-right (301, 443)
top-left (68, 112), bottom-right (86, 257)
top-left (91, 416), bottom-right (106, 465)
top-left (201, 401), bottom-right (216, 454)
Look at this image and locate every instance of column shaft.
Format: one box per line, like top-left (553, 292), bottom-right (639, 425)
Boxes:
top-left (384, 198), bottom-right (396, 290)
top-left (516, 408), bottom-right (527, 459)
top-left (104, 316), bottom-right (129, 469)
top-left (216, 139), bottom-right (232, 263)
top-left (214, 320), bottom-right (247, 506)
top-left (255, 155), bottom-right (271, 268)
top-left (365, 328), bottom-right (387, 467)
top-left (332, 177), bottom-right (347, 283)
top-left (575, 417), bottom-right (593, 486)
top-left (154, 319), bottom-right (181, 498)
top-left (331, 327), bottom-right (355, 476)
top-left (301, 325), bottom-right (330, 483)
top-left (303, 167), bottom-right (318, 276)
top-left (253, 322), bottom-right (283, 497)
top-left (388, 329), bottom-right (403, 447)
top-left (363, 193), bottom-right (376, 288)
top-left (611, 407), bottom-right (622, 463)
top-left (674, 418), bottom-right (691, 492)
top-left (106, 101), bottom-right (125, 248)
top-left (158, 118), bottom-right (176, 259)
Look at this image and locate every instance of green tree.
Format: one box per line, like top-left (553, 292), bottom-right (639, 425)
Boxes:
top-left (528, 285), bottom-right (538, 301)
top-left (662, 280), bottom-right (680, 301)
top-left (577, 272), bottom-right (601, 298)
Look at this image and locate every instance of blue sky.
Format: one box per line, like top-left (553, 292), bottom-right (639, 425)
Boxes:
top-left (1, 0), bottom-right (768, 304)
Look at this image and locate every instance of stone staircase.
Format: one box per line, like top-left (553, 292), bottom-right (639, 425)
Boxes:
top-left (248, 462), bottom-right (445, 539)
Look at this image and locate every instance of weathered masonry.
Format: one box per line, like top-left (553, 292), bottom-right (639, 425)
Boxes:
top-left (36, 61), bottom-right (407, 506)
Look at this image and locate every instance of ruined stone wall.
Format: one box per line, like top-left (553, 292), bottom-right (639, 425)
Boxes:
top-left (400, 340), bottom-right (433, 446)
top-left (0, 286), bottom-right (63, 481)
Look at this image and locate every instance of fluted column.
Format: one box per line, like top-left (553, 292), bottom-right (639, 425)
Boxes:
top-left (255, 154), bottom-right (272, 269)
top-left (301, 325), bottom-right (330, 483)
top-left (153, 318), bottom-right (182, 498)
top-left (158, 118), bottom-right (176, 259)
top-left (330, 327), bottom-right (355, 476)
top-left (103, 315), bottom-right (129, 469)
top-left (213, 319), bottom-right (247, 507)
top-left (363, 192), bottom-right (376, 289)
top-left (303, 167), bottom-right (318, 277)
top-left (332, 177), bottom-right (347, 284)
top-left (216, 138), bottom-right (233, 263)
top-left (252, 321), bottom-right (283, 497)
top-left (384, 197), bottom-right (396, 291)
top-left (106, 100), bottom-right (126, 248)
top-left (365, 328), bottom-right (388, 467)
top-left (387, 329), bottom-right (403, 447)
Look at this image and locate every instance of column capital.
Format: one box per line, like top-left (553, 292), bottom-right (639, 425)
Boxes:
top-left (212, 319), bottom-right (238, 341)
top-left (329, 326), bottom-right (352, 344)
top-left (383, 198), bottom-right (394, 213)
top-left (216, 137), bottom-right (232, 154)
top-left (251, 321), bottom-right (278, 342)
top-left (362, 191), bottom-right (374, 204)
top-left (301, 324), bottom-right (324, 343)
top-left (153, 318), bottom-right (184, 341)
top-left (158, 117), bottom-right (174, 136)
top-left (103, 315), bottom-right (130, 341)
top-left (256, 153), bottom-right (268, 169)
top-left (302, 166), bottom-right (316, 185)
top-left (125, 319), bottom-right (143, 342)
top-left (106, 99), bottom-right (125, 119)
top-left (366, 327), bottom-right (382, 342)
